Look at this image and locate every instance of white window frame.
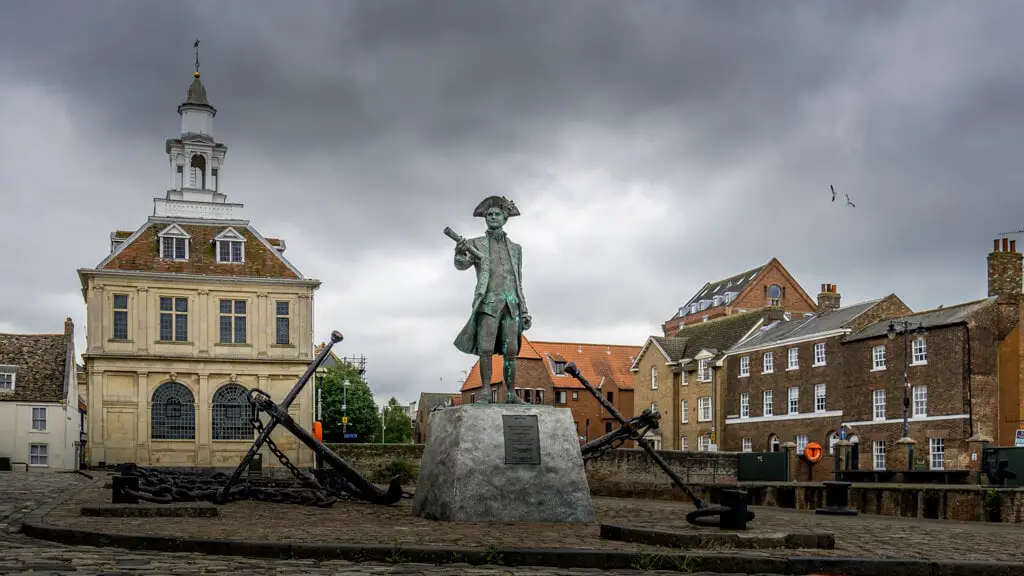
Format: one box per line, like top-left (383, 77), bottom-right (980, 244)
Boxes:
top-left (769, 435), bottom-right (780, 452)
top-left (788, 386), bottom-right (799, 414)
top-left (741, 437), bottom-right (752, 452)
top-left (796, 434), bottom-right (808, 453)
top-left (763, 390), bottom-right (773, 417)
top-left (157, 224), bottom-right (190, 261)
top-left (813, 342), bottom-right (826, 366)
top-left (873, 440), bottom-right (886, 470)
top-left (680, 367), bottom-right (687, 386)
top-left (872, 345), bottom-right (886, 370)
top-left (29, 443), bottom-right (48, 467)
top-left (0, 370), bottom-right (15, 391)
top-left (680, 435), bottom-right (688, 451)
top-left (911, 337), bottom-right (927, 365)
top-left (698, 359), bottom-right (711, 382)
top-left (814, 383), bottom-right (826, 413)
top-left (827, 432), bottom-right (838, 455)
top-left (31, 406), bottom-right (46, 431)
top-left (698, 434), bottom-right (712, 452)
top-left (555, 390), bottom-right (567, 404)
top-left (787, 348), bottom-right (799, 370)
top-left (739, 393), bottom-right (749, 418)
top-left (650, 365), bottom-right (658, 390)
top-left (214, 227), bottom-right (246, 264)
top-left (873, 389), bottom-right (886, 421)
top-left (912, 385), bottom-right (927, 417)
top-left (929, 438), bottom-right (945, 470)
top-left (762, 352), bottom-right (774, 373)
top-left (697, 397), bottom-right (712, 422)
top-left (739, 356), bottom-right (750, 377)
top-left (680, 399), bottom-right (688, 423)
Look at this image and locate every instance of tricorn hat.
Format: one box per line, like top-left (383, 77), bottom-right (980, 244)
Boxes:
top-left (473, 196), bottom-right (521, 218)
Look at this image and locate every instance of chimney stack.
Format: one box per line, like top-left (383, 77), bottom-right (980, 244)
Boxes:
top-left (816, 283), bottom-right (842, 313)
top-left (987, 238), bottom-right (1023, 306)
top-left (64, 316), bottom-right (74, 337)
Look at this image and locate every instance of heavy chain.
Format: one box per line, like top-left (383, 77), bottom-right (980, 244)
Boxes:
top-left (247, 390), bottom-right (335, 500)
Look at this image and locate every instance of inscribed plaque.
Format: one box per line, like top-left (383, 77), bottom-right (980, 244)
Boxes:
top-left (502, 414), bottom-right (541, 465)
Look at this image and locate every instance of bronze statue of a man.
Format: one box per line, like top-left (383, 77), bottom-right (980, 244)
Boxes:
top-left (452, 196), bottom-right (532, 404)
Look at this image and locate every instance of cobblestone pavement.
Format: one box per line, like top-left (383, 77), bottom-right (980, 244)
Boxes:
top-left (0, 472), bottom-right (772, 575)
top-left (44, 474), bottom-right (1024, 564)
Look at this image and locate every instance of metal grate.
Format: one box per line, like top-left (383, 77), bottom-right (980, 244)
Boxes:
top-left (212, 383), bottom-right (254, 440)
top-left (151, 381), bottom-right (196, 440)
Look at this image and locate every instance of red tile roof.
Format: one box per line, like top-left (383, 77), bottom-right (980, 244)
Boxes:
top-left (101, 222), bottom-right (299, 279)
top-left (531, 341), bottom-right (641, 391)
top-left (460, 337), bottom-right (543, 392)
top-left (459, 337), bottom-right (640, 392)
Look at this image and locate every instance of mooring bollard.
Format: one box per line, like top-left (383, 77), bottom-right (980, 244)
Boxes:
top-left (815, 480), bottom-right (858, 516)
top-left (719, 489), bottom-right (750, 530)
top-left (111, 475), bottom-right (140, 504)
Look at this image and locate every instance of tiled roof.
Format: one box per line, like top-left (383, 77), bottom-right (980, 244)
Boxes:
top-left (113, 230), bottom-right (134, 239)
top-left (650, 336), bottom-right (689, 362)
top-left (532, 341), bottom-right (642, 391)
top-left (845, 297), bottom-right (997, 342)
top-left (461, 337), bottom-right (544, 392)
top-left (99, 221), bottom-right (300, 279)
top-left (417, 392), bottom-right (455, 413)
top-left (729, 298), bottom-right (883, 352)
top-left (671, 309), bottom-right (766, 363)
top-left (671, 262), bottom-right (767, 319)
top-left (0, 332), bottom-right (70, 403)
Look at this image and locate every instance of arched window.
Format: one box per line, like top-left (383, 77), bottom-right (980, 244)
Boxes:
top-left (767, 284), bottom-right (782, 306)
top-left (190, 154), bottom-right (206, 189)
top-left (151, 381), bottom-right (195, 440)
top-left (768, 433), bottom-right (780, 452)
top-left (212, 383), bottom-right (253, 440)
top-left (827, 430), bottom-right (838, 455)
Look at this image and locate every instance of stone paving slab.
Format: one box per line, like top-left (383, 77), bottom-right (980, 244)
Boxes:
top-left (80, 502), bottom-right (219, 517)
top-left (39, 474), bottom-right (1024, 563)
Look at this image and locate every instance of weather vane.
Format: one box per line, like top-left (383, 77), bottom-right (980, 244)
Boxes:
top-left (193, 38), bottom-right (201, 77)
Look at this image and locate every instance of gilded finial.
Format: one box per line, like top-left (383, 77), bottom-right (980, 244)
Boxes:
top-left (193, 38), bottom-right (201, 78)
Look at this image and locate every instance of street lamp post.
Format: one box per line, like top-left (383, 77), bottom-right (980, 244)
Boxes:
top-left (886, 318), bottom-right (925, 470)
top-left (342, 379), bottom-right (350, 439)
top-left (381, 404), bottom-right (386, 444)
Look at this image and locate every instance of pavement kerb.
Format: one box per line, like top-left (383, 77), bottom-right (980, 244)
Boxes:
top-left (17, 479), bottom-right (1024, 575)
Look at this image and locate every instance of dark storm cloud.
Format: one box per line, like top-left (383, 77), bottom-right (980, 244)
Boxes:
top-left (3, 0), bottom-right (1024, 401)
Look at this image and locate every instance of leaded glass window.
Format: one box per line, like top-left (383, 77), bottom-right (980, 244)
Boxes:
top-left (151, 381), bottom-right (195, 440)
top-left (212, 384), bottom-right (254, 440)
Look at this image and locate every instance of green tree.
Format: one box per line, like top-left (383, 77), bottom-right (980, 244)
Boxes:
top-left (318, 364), bottom-right (379, 442)
top-left (382, 397), bottom-right (413, 444)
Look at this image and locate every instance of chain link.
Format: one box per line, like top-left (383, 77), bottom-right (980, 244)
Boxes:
top-left (247, 391), bottom-right (331, 497)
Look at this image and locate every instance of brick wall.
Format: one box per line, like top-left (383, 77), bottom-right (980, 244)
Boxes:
top-left (632, 349), bottom-right (680, 448)
top-left (722, 334), bottom-right (847, 452)
top-left (460, 356), bottom-right (552, 406)
top-left (732, 263), bottom-right (815, 317)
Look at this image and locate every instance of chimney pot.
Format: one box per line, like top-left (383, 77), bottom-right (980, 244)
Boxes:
top-left (64, 317), bottom-right (74, 336)
top-left (1012, 240), bottom-right (1017, 252)
top-left (1003, 238), bottom-right (1010, 252)
top-left (820, 283), bottom-right (825, 293)
top-left (994, 239), bottom-right (1000, 251)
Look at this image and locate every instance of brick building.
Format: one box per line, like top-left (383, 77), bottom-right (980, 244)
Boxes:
top-left (661, 258), bottom-right (817, 336)
top-left (721, 289), bottom-right (910, 456)
top-left (459, 337), bottom-right (639, 443)
top-left (720, 238), bottom-right (1024, 472)
top-left (632, 309), bottom-right (768, 451)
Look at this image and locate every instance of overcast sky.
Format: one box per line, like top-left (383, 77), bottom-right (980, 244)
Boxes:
top-left (2, 1), bottom-right (1023, 407)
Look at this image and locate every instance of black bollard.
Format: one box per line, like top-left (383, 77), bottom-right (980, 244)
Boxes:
top-left (815, 480), bottom-right (858, 515)
top-left (719, 489), bottom-right (750, 530)
top-left (111, 475), bottom-right (140, 504)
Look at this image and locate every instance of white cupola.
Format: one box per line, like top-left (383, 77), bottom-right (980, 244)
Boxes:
top-left (154, 49), bottom-right (242, 221)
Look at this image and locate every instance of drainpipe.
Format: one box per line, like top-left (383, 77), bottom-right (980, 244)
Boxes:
top-left (965, 324), bottom-right (974, 436)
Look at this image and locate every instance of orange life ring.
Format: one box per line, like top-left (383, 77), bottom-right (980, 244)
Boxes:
top-left (313, 421), bottom-right (323, 442)
top-left (803, 441), bottom-right (823, 463)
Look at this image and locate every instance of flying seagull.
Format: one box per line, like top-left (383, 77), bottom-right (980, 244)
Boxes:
top-left (845, 194), bottom-right (855, 208)
top-left (831, 185), bottom-right (836, 202)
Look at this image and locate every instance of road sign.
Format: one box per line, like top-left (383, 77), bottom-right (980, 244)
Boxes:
top-left (341, 416), bottom-right (348, 424)
top-left (344, 433), bottom-right (358, 439)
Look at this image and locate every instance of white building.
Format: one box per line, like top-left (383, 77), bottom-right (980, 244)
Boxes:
top-left (0, 318), bottom-right (83, 471)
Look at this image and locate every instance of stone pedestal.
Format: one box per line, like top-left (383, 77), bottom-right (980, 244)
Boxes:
top-left (412, 403), bottom-right (595, 523)
top-left (895, 437), bottom-right (916, 471)
top-left (966, 433), bottom-right (993, 475)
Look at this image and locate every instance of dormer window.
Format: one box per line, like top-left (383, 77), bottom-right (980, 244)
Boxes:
top-left (553, 361), bottom-right (567, 375)
top-left (689, 303), bottom-right (698, 315)
top-left (214, 227), bottom-right (246, 263)
top-left (157, 224), bottom-right (190, 261)
top-left (712, 295), bottom-right (723, 306)
top-left (0, 366), bottom-right (15, 391)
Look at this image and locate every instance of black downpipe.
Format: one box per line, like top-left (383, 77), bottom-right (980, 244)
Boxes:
top-left (965, 324), bottom-right (974, 437)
